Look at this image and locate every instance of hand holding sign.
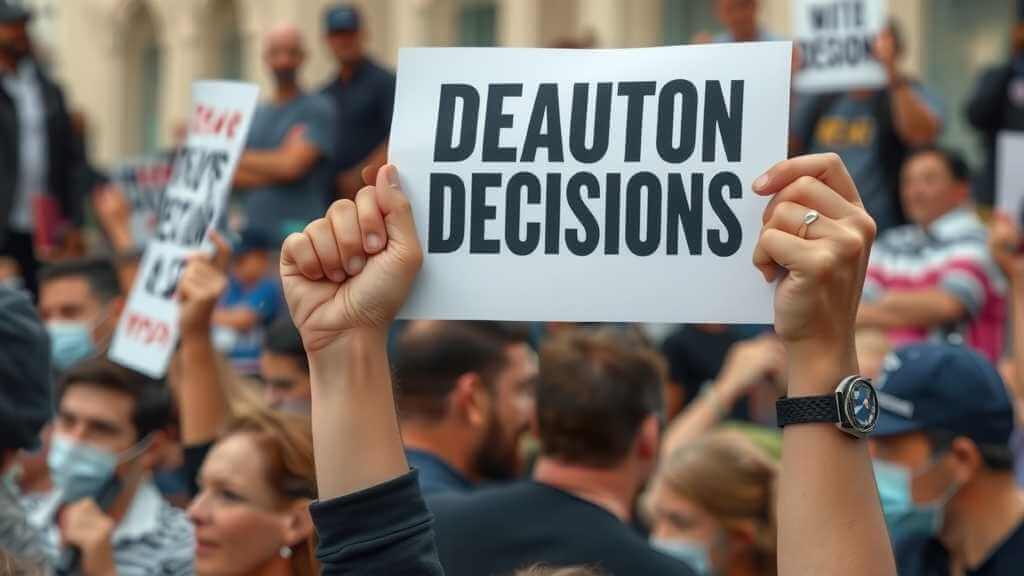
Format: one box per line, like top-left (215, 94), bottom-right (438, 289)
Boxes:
top-left (281, 164), bottom-right (423, 354)
top-left (178, 232), bottom-right (231, 337)
top-left (752, 153), bottom-right (876, 379)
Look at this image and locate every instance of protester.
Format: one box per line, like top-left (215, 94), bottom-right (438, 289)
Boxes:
top-left (260, 315), bottom-right (311, 412)
top-left (709, 0), bottom-right (778, 43)
top-left (394, 320), bottom-right (537, 496)
top-left (793, 24), bottom-right (943, 232)
top-left (661, 327), bottom-right (782, 422)
top-left (21, 358), bottom-right (193, 575)
top-left (37, 257), bottom-right (124, 372)
top-left (0, 1), bottom-right (85, 296)
top-left (660, 335), bottom-right (785, 456)
top-left (870, 343), bottom-right (1024, 575)
top-left (646, 431), bottom-right (778, 576)
top-left (0, 286), bottom-right (52, 567)
top-left (280, 156), bottom-right (893, 575)
top-left (174, 237), bottom-right (321, 575)
top-left (211, 228), bottom-right (282, 376)
top-left (858, 147), bottom-right (1006, 362)
top-left (988, 214), bottom-right (1024, 487)
top-left (319, 4), bottom-right (395, 199)
top-left (233, 23), bottom-right (336, 246)
top-left (964, 19), bottom-right (1024, 207)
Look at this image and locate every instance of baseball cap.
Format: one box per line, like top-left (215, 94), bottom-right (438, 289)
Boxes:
top-left (324, 5), bottom-right (361, 34)
top-left (0, 286), bottom-right (52, 451)
top-left (873, 343), bottom-right (1014, 447)
top-left (0, 0), bottom-right (31, 24)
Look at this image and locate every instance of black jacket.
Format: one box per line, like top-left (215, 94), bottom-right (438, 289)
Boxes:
top-left (965, 62), bottom-right (1024, 206)
top-left (0, 62), bottom-right (83, 246)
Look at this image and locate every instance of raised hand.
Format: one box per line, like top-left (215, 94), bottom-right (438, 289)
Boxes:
top-left (281, 164), bottom-right (423, 353)
top-left (990, 213), bottom-right (1024, 283)
top-left (178, 231), bottom-right (231, 337)
top-left (752, 153), bottom-right (877, 386)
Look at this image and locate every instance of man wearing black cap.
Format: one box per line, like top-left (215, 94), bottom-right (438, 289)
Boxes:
top-left (0, 0), bottom-right (84, 297)
top-left (319, 4), bottom-right (396, 200)
top-left (0, 286), bottom-right (51, 567)
top-left (870, 343), bottom-right (1024, 575)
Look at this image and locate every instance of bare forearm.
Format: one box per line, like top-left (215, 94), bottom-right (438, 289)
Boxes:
top-left (1010, 282), bottom-right (1024, 423)
top-left (179, 332), bottom-right (228, 444)
top-left (310, 329), bottom-right (409, 500)
top-left (858, 290), bottom-right (964, 329)
top-left (661, 382), bottom-right (740, 457)
top-left (889, 83), bottom-right (940, 147)
top-left (779, 347), bottom-right (895, 575)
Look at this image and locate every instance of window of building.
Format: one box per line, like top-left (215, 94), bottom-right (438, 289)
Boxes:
top-left (458, 0), bottom-right (497, 47)
top-left (663, 0), bottom-right (719, 45)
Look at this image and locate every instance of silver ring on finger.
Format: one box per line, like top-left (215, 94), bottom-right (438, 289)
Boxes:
top-left (797, 210), bottom-right (820, 239)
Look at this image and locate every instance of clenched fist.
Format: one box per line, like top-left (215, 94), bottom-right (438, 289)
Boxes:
top-left (752, 153), bottom-right (876, 392)
top-left (281, 164), bottom-right (423, 353)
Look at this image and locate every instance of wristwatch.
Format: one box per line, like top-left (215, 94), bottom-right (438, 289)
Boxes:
top-left (776, 376), bottom-right (878, 439)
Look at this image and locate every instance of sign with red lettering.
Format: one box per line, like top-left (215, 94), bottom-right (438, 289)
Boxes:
top-left (110, 81), bottom-right (259, 378)
top-left (389, 45), bottom-right (791, 323)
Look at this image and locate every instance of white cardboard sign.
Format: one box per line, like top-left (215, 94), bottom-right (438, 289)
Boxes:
top-left (996, 131), bottom-right (1024, 221)
top-left (794, 0), bottom-right (888, 93)
top-left (389, 44), bottom-right (792, 323)
top-left (109, 81), bottom-right (259, 378)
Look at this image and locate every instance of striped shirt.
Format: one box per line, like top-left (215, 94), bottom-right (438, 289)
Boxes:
top-left (0, 475), bottom-right (47, 569)
top-left (864, 207), bottom-right (1006, 362)
top-left (22, 481), bottom-right (194, 576)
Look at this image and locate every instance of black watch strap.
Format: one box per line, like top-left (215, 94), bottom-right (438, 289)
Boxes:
top-left (776, 395), bottom-right (839, 428)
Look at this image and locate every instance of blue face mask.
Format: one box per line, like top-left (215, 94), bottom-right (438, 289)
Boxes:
top-left (47, 434), bottom-right (151, 505)
top-left (650, 537), bottom-right (713, 576)
top-left (873, 459), bottom-right (959, 543)
top-left (48, 322), bottom-right (97, 371)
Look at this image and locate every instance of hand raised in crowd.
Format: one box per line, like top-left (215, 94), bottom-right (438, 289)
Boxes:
top-left (281, 164), bottom-right (423, 354)
top-left (715, 335), bottom-right (786, 398)
top-left (178, 231), bottom-right (231, 337)
top-left (752, 153), bottom-right (894, 576)
top-left (58, 499), bottom-right (117, 576)
top-left (989, 213), bottom-right (1024, 283)
top-left (873, 27), bottom-right (899, 77)
top-left (753, 153), bottom-right (877, 384)
top-left (92, 183), bottom-right (134, 253)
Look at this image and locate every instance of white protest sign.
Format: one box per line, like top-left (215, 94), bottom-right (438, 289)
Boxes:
top-left (390, 44), bottom-right (791, 323)
top-left (109, 81), bottom-right (259, 378)
top-left (996, 131), bottom-right (1024, 221)
top-left (794, 0), bottom-right (888, 93)
top-left (110, 153), bottom-right (175, 249)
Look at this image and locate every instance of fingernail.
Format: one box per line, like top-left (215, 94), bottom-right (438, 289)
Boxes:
top-left (383, 165), bottom-right (398, 187)
top-left (328, 270), bottom-right (346, 283)
top-left (348, 256), bottom-right (365, 274)
top-left (753, 173), bottom-right (771, 192)
top-left (366, 233), bottom-right (382, 253)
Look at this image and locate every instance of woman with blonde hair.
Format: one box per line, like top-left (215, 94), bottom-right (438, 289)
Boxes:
top-left (645, 431), bottom-right (778, 576)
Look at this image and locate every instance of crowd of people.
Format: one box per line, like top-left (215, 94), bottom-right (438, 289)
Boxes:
top-left (2, 0), bottom-right (1024, 575)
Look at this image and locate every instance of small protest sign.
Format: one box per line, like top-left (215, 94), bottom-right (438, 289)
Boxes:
top-left (109, 81), bottom-right (259, 378)
top-left (109, 153), bottom-right (175, 249)
top-left (996, 131), bottom-right (1024, 223)
top-left (794, 0), bottom-right (888, 93)
top-left (389, 43), bottom-right (792, 323)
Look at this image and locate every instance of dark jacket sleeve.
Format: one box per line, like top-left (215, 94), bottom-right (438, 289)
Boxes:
top-left (965, 64), bottom-right (1012, 132)
top-left (183, 441), bottom-right (214, 498)
top-left (311, 470), bottom-right (445, 576)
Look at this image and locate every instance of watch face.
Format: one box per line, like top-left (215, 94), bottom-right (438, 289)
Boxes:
top-left (846, 379), bottom-right (878, 432)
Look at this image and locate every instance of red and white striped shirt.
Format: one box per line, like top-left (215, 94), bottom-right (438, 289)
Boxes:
top-left (864, 207), bottom-right (1007, 362)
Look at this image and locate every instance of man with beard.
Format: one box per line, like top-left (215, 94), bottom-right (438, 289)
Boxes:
top-left (233, 23), bottom-right (336, 246)
top-left (393, 321), bottom-right (537, 496)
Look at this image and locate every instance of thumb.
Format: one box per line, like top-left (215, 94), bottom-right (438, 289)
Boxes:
top-left (374, 164), bottom-right (422, 255)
